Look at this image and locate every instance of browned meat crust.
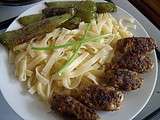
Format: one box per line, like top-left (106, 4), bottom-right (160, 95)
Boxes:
top-left (115, 37), bottom-right (156, 56)
top-left (51, 95), bottom-right (99, 120)
top-left (104, 69), bottom-right (143, 91)
top-left (110, 37), bottom-right (155, 73)
top-left (115, 54), bottom-right (154, 73)
top-left (79, 85), bottom-right (124, 111)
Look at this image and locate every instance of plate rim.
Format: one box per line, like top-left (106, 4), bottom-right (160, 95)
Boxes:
top-left (119, 6), bottom-right (158, 120)
top-left (0, 1), bottom-right (158, 120)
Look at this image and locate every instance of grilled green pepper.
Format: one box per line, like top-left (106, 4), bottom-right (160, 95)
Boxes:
top-left (75, 0), bottom-right (96, 23)
top-left (46, 1), bottom-right (117, 13)
top-left (0, 14), bottom-right (71, 49)
top-left (18, 7), bottom-right (74, 26)
top-left (18, 12), bottom-right (80, 30)
top-left (18, 1), bottom-right (116, 27)
top-left (96, 2), bottom-right (117, 13)
top-left (60, 16), bottom-right (81, 30)
top-left (45, 1), bottom-right (96, 23)
top-left (45, 1), bottom-right (77, 9)
top-left (42, 7), bottom-right (74, 18)
top-left (18, 14), bottom-right (43, 26)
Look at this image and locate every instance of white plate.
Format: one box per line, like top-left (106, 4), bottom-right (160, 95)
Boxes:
top-left (0, 1), bottom-right (158, 120)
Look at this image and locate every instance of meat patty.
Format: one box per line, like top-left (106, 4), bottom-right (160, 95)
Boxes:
top-left (115, 37), bottom-right (156, 56)
top-left (115, 54), bottom-right (154, 73)
top-left (51, 95), bottom-right (100, 120)
top-left (111, 37), bottom-right (155, 73)
top-left (79, 85), bottom-right (124, 111)
top-left (105, 69), bottom-right (143, 91)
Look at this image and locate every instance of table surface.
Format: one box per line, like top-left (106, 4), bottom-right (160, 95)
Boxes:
top-left (129, 0), bottom-right (160, 30)
top-left (0, 0), bottom-right (160, 120)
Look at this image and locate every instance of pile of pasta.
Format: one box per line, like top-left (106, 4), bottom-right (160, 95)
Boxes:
top-left (10, 13), bottom-right (134, 101)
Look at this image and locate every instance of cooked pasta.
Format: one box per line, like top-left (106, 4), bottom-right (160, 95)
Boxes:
top-left (10, 13), bottom-right (134, 101)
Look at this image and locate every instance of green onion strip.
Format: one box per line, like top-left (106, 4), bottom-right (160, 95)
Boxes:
top-left (58, 23), bottom-right (91, 75)
top-left (32, 34), bottom-right (111, 51)
top-left (31, 24), bottom-right (111, 76)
